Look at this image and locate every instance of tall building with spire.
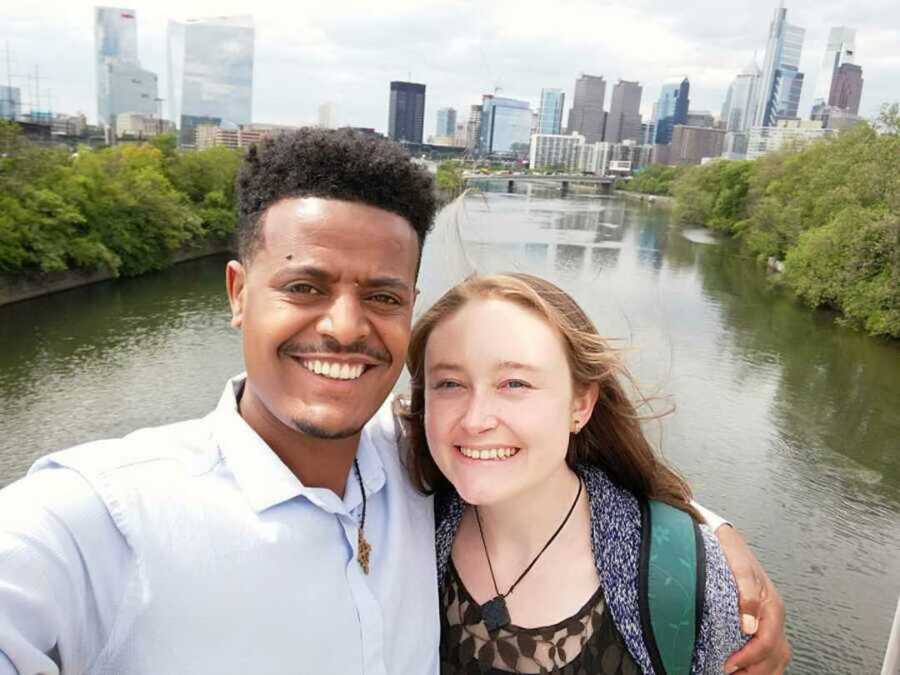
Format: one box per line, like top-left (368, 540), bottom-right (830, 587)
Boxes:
top-left (754, 3), bottom-right (805, 127)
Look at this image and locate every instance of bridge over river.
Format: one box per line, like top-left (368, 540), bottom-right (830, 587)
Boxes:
top-left (463, 172), bottom-right (615, 196)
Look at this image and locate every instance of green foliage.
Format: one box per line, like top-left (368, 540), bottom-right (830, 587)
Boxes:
top-left (672, 160), bottom-right (753, 233)
top-left (435, 160), bottom-right (464, 195)
top-left (626, 165), bottom-right (686, 195)
top-left (0, 126), bottom-right (241, 278)
top-left (667, 113), bottom-right (900, 338)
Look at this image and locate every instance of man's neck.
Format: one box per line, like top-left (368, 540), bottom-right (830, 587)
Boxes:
top-left (237, 386), bottom-right (360, 497)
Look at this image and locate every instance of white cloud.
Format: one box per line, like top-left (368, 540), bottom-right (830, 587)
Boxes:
top-left (0, 0), bottom-right (896, 130)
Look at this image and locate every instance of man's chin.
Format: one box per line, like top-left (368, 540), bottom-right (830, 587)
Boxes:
top-left (291, 417), bottom-right (364, 440)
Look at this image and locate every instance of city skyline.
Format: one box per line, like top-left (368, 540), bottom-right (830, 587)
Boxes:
top-left (1, 0), bottom-right (897, 133)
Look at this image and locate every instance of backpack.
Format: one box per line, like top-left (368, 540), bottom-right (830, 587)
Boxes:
top-left (638, 500), bottom-right (707, 675)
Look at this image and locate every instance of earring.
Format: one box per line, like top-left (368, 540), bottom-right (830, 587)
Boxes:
top-left (571, 418), bottom-right (580, 433)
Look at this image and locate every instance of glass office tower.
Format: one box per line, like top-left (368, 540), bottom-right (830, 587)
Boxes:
top-left (168, 15), bottom-right (255, 145)
top-left (754, 3), bottom-right (806, 127)
top-left (388, 81), bottom-right (426, 143)
top-left (654, 77), bottom-right (690, 144)
top-left (538, 88), bottom-right (565, 135)
top-left (95, 7), bottom-right (157, 126)
top-left (480, 96), bottom-right (532, 155)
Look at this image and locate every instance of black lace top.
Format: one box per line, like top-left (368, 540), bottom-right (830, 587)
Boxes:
top-left (440, 562), bottom-right (640, 674)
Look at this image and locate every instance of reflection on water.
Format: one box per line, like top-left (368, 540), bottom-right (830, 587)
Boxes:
top-left (1, 189), bottom-right (898, 673)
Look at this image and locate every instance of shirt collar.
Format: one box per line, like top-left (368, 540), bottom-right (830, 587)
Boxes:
top-left (213, 374), bottom-right (385, 514)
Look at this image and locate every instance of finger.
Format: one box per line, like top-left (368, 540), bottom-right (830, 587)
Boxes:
top-left (725, 598), bottom-right (786, 672)
top-left (725, 635), bottom-right (769, 673)
top-left (734, 569), bottom-right (764, 620)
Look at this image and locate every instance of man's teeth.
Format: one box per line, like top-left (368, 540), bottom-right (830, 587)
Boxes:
top-left (458, 447), bottom-right (520, 461)
top-left (301, 360), bottom-right (366, 380)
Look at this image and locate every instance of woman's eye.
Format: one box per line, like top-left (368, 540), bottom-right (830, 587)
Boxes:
top-left (502, 380), bottom-right (531, 390)
top-left (432, 380), bottom-right (461, 390)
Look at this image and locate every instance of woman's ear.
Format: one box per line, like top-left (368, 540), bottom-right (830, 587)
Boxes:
top-left (571, 382), bottom-right (599, 433)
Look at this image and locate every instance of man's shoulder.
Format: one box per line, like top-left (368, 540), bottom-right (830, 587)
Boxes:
top-left (30, 413), bottom-right (220, 483)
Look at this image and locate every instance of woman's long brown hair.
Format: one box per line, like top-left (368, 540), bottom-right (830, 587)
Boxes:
top-left (399, 272), bottom-right (698, 518)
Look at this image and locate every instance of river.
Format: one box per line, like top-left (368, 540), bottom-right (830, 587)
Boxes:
top-left (1, 189), bottom-right (897, 673)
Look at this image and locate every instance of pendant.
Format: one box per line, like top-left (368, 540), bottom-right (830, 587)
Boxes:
top-left (357, 530), bottom-right (372, 574)
top-left (481, 595), bottom-right (511, 632)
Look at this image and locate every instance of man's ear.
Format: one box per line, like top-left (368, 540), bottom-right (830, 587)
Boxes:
top-left (226, 260), bottom-right (247, 329)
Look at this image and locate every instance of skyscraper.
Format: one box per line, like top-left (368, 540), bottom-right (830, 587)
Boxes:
top-left (654, 77), bottom-right (690, 144)
top-left (1, 86), bottom-right (21, 120)
top-left (95, 7), bottom-right (158, 127)
top-left (828, 63), bottom-right (863, 114)
top-left (722, 61), bottom-right (762, 132)
top-left (318, 102), bottom-right (337, 129)
top-left (435, 107), bottom-right (457, 137)
top-left (811, 27), bottom-right (856, 118)
top-left (466, 104), bottom-right (482, 152)
top-left (721, 61), bottom-right (762, 157)
top-left (567, 74), bottom-right (606, 142)
top-left (388, 81), bottom-right (425, 144)
top-left (605, 79), bottom-right (642, 143)
top-left (479, 95), bottom-right (532, 155)
top-left (167, 16), bottom-right (255, 146)
top-left (754, 3), bottom-right (805, 127)
top-left (538, 88), bottom-right (565, 135)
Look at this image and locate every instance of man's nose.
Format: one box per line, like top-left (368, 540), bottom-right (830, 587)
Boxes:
top-left (316, 293), bottom-right (371, 346)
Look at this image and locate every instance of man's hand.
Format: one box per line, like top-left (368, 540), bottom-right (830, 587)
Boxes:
top-left (716, 525), bottom-right (791, 674)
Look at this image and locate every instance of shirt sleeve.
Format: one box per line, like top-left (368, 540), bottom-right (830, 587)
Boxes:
top-left (691, 500), bottom-right (731, 533)
top-left (0, 467), bottom-right (133, 675)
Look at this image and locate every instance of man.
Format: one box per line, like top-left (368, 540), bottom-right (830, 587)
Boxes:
top-left (0, 129), bottom-right (788, 674)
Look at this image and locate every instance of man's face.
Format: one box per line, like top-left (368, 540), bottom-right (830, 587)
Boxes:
top-left (227, 197), bottom-right (419, 439)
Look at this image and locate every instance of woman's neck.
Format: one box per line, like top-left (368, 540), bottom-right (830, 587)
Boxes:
top-left (473, 464), bottom-right (583, 564)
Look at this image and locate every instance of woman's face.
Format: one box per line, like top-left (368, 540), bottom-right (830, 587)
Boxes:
top-left (423, 298), bottom-right (594, 506)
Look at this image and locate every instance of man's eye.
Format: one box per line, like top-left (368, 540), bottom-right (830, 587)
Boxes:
top-left (369, 293), bottom-right (401, 305)
top-left (285, 283), bottom-right (321, 295)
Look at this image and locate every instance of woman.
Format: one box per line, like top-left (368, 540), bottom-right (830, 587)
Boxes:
top-left (401, 273), bottom-right (746, 674)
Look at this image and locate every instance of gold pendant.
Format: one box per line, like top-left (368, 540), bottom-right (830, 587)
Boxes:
top-left (357, 529), bottom-right (372, 574)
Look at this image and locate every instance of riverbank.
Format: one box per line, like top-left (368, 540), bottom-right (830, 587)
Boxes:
top-left (0, 238), bottom-right (233, 306)
top-left (618, 190), bottom-right (675, 207)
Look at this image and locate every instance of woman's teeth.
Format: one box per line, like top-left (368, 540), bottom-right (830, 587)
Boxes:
top-left (458, 447), bottom-right (519, 461)
top-left (301, 360), bottom-right (366, 380)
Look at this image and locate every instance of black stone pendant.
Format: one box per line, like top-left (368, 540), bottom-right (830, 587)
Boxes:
top-left (481, 595), bottom-right (511, 632)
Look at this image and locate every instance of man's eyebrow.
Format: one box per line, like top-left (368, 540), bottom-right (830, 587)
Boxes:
top-left (274, 264), bottom-right (334, 283)
top-left (273, 266), bottom-right (411, 292)
top-left (359, 276), bottom-right (412, 292)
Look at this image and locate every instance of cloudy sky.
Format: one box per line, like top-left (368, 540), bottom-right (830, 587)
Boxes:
top-left (2, 0), bottom-right (897, 132)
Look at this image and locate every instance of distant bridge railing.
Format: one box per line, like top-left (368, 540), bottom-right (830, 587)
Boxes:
top-left (462, 173), bottom-right (615, 196)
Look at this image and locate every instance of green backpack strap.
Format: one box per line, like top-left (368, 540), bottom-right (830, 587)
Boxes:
top-left (638, 500), bottom-right (706, 675)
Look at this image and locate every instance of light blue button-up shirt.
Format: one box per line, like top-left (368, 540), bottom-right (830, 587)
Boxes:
top-left (0, 377), bottom-right (439, 674)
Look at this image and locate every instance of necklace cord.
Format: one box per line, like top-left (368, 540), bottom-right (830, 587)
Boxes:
top-left (354, 459), bottom-right (366, 527)
top-left (474, 477), bottom-right (583, 599)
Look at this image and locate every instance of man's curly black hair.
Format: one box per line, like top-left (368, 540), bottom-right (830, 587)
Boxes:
top-left (236, 127), bottom-right (436, 262)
